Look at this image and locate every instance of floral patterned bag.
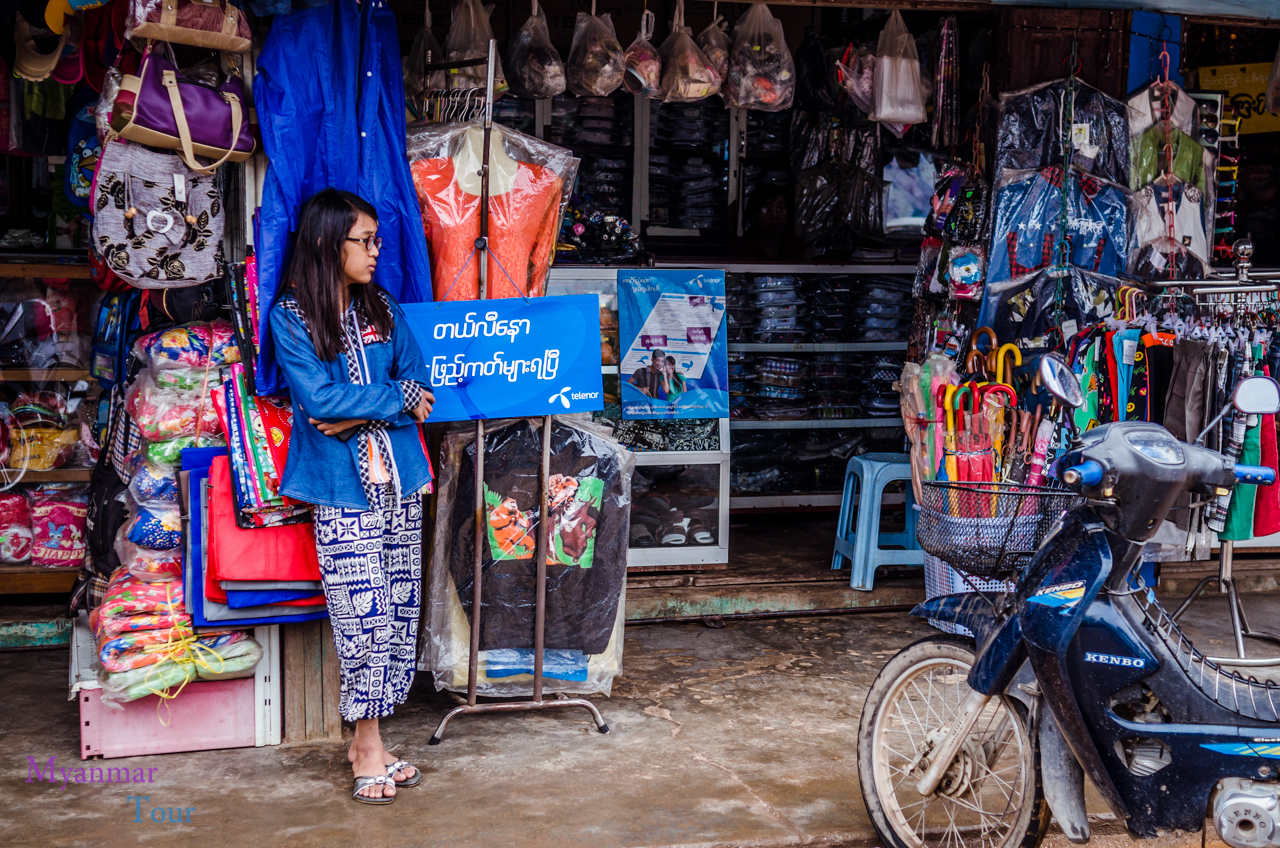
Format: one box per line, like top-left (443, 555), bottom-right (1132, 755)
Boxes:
top-left (91, 140), bottom-right (225, 289)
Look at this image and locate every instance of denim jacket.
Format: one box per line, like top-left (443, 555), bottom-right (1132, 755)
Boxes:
top-left (269, 292), bottom-right (432, 511)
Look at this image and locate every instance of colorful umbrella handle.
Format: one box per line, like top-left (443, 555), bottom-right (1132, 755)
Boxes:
top-left (996, 344), bottom-right (1022, 386)
top-left (970, 327), bottom-right (998, 357)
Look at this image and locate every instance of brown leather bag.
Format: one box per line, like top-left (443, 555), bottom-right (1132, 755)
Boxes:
top-left (129, 0), bottom-right (252, 54)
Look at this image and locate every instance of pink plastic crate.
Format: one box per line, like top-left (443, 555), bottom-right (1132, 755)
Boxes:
top-left (79, 678), bottom-right (256, 760)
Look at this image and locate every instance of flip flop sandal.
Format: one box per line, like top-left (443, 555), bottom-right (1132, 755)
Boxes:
top-left (630, 521), bottom-right (657, 548)
top-left (687, 515), bottom-right (715, 545)
top-left (353, 774), bottom-right (396, 805)
top-left (386, 760), bottom-right (422, 788)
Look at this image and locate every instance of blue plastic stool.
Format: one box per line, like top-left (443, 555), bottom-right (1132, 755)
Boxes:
top-left (831, 453), bottom-right (923, 591)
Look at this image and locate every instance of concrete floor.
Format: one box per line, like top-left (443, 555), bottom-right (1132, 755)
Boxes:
top-left (4, 585), bottom-right (1279, 848)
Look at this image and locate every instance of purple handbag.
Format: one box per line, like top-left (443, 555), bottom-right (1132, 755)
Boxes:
top-left (110, 48), bottom-right (256, 176)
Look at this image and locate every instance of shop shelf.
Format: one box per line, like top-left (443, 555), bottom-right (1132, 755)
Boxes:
top-left (729, 493), bottom-right (843, 510)
top-left (0, 262), bottom-right (93, 278)
top-left (0, 368), bottom-right (92, 382)
top-left (0, 564), bottom-right (79, 595)
top-left (0, 468), bottom-right (95, 483)
top-left (727, 342), bottom-right (908, 353)
top-left (729, 418), bottom-right (904, 430)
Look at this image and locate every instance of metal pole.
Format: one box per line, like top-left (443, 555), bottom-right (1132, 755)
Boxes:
top-left (532, 415), bottom-right (552, 702)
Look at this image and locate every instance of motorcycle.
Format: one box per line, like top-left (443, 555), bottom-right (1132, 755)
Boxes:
top-left (857, 352), bottom-right (1280, 848)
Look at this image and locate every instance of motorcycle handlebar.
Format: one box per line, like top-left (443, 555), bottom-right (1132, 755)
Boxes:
top-left (1236, 465), bottom-right (1277, 486)
top-left (1062, 461), bottom-right (1104, 487)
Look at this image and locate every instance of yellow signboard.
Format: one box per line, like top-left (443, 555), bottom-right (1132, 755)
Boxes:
top-left (1197, 62), bottom-right (1280, 134)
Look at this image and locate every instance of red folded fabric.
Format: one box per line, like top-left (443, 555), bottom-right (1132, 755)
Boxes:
top-left (1256, 367), bottom-right (1280, 537)
top-left (206, 457), bottom-right (321, 605)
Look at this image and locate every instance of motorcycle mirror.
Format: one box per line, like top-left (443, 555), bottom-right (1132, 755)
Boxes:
top-left (1038, 353), bottom-right (1084, 409)
top-left (1234, 376), bottom-right (1280, 416)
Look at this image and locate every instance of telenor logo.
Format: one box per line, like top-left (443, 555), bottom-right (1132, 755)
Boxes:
top-left (549, 387), bottom-right (572, 408)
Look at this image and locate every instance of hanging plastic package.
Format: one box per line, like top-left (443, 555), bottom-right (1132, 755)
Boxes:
top-left (872, 10), bottom-right (926, 126)
top-left (794, 26), bottom-right (836, 112)
top-left (725, 2), bottom-right (794, 112)
top-left (659, 0), bottom-right (721, 103)
top-left (939, 243), bottom-right (985, 301)
top-left (444, 0), bottom-right (508, 92)
top-left (566, 1), bottom-right (625, 97)
top-left (696, 14), bottom-right (731, 83)
top-left (404, 3), bottom-right (447, 107)
top-left (622, 9), bottom-right (662, 99)
top-left (506, 1), bottom-right (565, 99)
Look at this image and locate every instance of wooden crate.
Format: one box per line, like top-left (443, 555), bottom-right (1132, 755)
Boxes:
top-left (282, 619), bottom-right (342, 742)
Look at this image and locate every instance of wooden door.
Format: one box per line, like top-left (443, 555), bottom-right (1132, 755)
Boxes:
top-left (999, 9), bottom-right (1130, 99)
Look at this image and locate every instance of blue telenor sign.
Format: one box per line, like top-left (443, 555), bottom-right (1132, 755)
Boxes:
top-left (401, 295), bottom-right (605, 422)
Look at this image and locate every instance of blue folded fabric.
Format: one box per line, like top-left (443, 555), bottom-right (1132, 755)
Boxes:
top-left (224, 589), bottom-right (325, 609)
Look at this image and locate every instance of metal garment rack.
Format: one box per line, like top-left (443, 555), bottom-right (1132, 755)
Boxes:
top-left (429, 40), bottom-right (609, 744)
top-left (1153, 240), bottom-right (1280, 664)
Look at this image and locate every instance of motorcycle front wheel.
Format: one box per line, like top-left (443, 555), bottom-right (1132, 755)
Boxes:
top-left (857, 635), bottom-right (1050, 848)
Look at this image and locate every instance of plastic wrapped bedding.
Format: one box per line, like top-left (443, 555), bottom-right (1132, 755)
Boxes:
top-left (422, 417), bottom-right (634, 697)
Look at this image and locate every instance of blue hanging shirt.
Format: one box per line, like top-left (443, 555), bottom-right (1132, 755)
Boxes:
top-left (254, 0), bottom-right (432, 395)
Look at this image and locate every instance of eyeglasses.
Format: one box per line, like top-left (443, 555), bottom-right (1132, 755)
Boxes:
top-left (346, 236), bottom-right (383, 252)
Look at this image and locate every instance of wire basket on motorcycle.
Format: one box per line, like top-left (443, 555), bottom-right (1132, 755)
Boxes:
top-left (917, 481), bottom-right (1082, 578)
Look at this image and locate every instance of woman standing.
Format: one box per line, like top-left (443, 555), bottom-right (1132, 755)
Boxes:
top-left (270, 188), bottom-right (435, 804)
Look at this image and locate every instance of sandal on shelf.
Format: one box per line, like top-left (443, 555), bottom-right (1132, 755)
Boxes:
top-left (662, 512), bottom-right (689, 546)
top-left (386, 760), bottom-right (422, 788)
top-left (687, 514), bottom-right (715, 545)
top-left (352, 774), bottom-right (396, 805)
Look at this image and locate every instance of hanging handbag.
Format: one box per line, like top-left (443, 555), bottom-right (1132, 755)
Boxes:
top-left (91, 139), bottom-right (227, 290)
top-left (111, 47), bottom-right (256, 176)
top-left (127, 0), bottom-right (252, 54)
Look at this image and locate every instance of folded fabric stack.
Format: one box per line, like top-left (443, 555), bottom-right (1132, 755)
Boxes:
top-left (212, 362), bottom-right (309, 528)
top-left (90, 567), bottom-right (262, 702)
top-left (730, 427), bottom-right (908, 495)
top-left (203, 456), bottom-right (325, 613)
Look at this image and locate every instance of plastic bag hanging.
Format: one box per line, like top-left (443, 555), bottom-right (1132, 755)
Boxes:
top-left (622, 8), bottom-right (662, 98)
top-left (405, 2), bottom-right (447, 106)
top-left (872, 10), bottom-right (926, 125)
top-left (506, 0), bottom-right (565, 99)
top-left (566, 0), bottom-right (625, 97)
top-left (724, 2), bottom-right (795, 112)
top-left (794, 26), bottom-right (836, 112)
top-left (659, 0), bottom-right (721, 103)
top-left (444, 0), bottom-right (508, 92)
top-left (696, 12), bottom-right (731, 83)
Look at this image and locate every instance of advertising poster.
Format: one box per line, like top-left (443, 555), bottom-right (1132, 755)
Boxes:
top-left (618, 270), bottom-right (728, 420)
top-left (401, 295), bottom-right (604, 422)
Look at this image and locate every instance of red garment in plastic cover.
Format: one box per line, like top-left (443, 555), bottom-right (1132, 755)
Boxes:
top-left (1255, 367), bottom-right (1280, 537)
top-left (206, 456), bottom-right (321, 603)
top-left (411, 158), bottom-right (562, 301)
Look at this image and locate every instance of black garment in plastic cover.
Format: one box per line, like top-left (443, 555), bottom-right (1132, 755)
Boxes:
top-left (794, 161), bottom-right (842, 242)
top-left (438, 418), bottom-right (632, 655)
top-left (794, 27), bottom-right (837, 112)
top-left (995, 80), bottom-right (1129, 188)
top-left (980, 266), bottom-right (1121, 353)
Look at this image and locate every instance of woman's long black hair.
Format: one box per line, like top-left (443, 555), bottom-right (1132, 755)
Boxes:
top-left (284, 188), bottom-right (394, 361)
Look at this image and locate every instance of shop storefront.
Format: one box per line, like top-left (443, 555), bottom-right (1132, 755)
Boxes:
top-left (2, 0), bottom-right (1280, 755)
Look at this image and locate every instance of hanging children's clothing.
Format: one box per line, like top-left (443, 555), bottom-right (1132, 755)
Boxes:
top-left (986, 166), bottom-right (1128, 285)
top-left (1132, 182), bottom-right (1209, 267)
top-left (1127, 81), bottom-right (1196, 140)
top-left (1132, 125), bottom-right (1206, 193)
top-left (411, 158), bottom-right (563, 301)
